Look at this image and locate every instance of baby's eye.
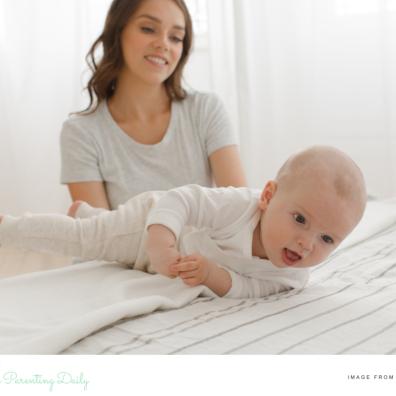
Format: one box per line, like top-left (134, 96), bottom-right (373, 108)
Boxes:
top-left (293, 213), bottom-right (306, 224)
top-left (321, 234), bottom-right (334, 244)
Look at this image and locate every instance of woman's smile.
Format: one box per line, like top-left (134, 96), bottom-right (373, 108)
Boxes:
top-left (144, 55), bottom-right (169, 68)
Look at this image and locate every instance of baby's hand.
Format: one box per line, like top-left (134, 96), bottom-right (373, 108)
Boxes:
top-left (146, 224), bottom-right (180, 278)
top-left (171, 254), bottom-right (213, 287)
top-left (150, 247), bottom-right (181, 278)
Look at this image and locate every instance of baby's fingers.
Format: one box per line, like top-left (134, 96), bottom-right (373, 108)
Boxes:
top-left (182, 277), bottom-right (201, 287)
top-left (179, 270), bottom-right (199, 280)
top-left (168, 267), bottom-right (179, 277)
top-left (180, 254), bottom-right (200, 263)
top-left (172, 261), bottom-right (198, 272)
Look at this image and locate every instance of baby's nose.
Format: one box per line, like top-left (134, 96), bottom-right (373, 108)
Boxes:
top-left (297, 233), bottom-right (314, 252)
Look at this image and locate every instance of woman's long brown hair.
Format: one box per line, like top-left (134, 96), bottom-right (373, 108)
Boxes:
top-left (78, 0), bottom-right (193, 114)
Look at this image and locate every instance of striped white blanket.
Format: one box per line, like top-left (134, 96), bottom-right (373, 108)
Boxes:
top-left (1, 199), bottom-right (396, 354)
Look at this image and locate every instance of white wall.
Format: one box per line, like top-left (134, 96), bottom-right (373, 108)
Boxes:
top-left (204, 0), bottom-right (396, 197)
top-left (0, 1), bottom-right (111, 215)
top-left (1, 0), bottom-right (396, 215)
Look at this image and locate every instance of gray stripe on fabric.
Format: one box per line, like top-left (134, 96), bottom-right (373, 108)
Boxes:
top-left (112, 289), bottom-right (297, 354)
top-left (311, 243), bottom-right (389, 277)
top-left (278, 294), bottom-right (396, 354)
top-left (338, 321), bottom-right (396, 354)
top-left (387, 346), bottom-right (396, 354)
top-left (374, 262), bottom-right (396, 279)
top-left (309, 244), bottom-right (396, 288)
top-left (168, 284), bottom-right (353, 354)
top-left (102, 299), bottom-right (249, 354)
top-left (225, 282), bottom-right (396, 354)
top-left (337, 245), bottom-right (396, 278)
top-left (63, 296), bottom-right (215, 354)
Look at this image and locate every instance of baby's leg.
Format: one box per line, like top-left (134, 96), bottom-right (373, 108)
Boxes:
top-left (0, 200), bottom-right (148, 265)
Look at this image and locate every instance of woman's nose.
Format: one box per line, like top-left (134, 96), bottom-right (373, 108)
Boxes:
top-left (153, 34), bottom-right (169, 51)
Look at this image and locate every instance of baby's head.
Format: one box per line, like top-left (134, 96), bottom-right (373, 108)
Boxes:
top-left (256, 146), bottom-right (366, 268)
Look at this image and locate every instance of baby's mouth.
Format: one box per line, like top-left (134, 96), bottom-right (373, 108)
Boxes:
top-left (282, 248), bottom-right (302, 266)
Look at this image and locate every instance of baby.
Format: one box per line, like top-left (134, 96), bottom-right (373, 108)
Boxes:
top-left (0, 146), bottom-right (366, 298)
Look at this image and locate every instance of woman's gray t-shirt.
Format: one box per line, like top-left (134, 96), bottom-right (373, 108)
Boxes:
top-left (60, 91), bottom-right (238, 209)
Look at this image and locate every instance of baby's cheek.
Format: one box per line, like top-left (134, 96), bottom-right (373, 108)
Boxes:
top-left (315, 248), bottom-right (332, 264)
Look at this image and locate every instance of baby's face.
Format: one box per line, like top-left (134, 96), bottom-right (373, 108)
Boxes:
top-left (258, 181), bottom-right (359, 269)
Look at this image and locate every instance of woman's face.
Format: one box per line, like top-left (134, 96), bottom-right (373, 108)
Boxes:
top-left (119, 0), bottom-right (186, 86)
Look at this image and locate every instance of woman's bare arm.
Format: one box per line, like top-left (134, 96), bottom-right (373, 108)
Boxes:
top-left (209, 145), bottom-right (247, 188)
top-left (67, 181), bottom-right (110, 209)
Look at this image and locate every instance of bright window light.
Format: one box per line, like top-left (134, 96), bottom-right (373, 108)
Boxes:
top-left (185, 0), bottom-right (208, 35)
top-left (336, 0), bottom-right (396, 15)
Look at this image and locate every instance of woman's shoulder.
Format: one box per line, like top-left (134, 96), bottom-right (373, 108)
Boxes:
top-left (182, 89), bottom-right (223, 108)
top-left (178, 90), bottom-right (226, 123)
top-left (61, 103), bottom-right (107, 136)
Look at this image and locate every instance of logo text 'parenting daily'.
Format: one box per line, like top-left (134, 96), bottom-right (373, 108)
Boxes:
top-left (0, 371), bottom-right (89, 392)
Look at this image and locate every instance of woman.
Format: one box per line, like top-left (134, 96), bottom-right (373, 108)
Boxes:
top-left (61, 0), bottom-right (246, 210)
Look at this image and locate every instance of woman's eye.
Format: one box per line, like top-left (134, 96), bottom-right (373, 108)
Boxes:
top-left (170, 36), bottom-right (183, 43)
top-left (293, 213), bottom-right (306, 224)
top-left (141, 26), bottom-right (155, 33)
top-left (321, 235), bottom-right (334, 244)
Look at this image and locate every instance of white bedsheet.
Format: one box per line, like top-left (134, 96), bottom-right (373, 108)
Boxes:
top-left (1, 199), bottom-right (396, 354)
top-left (0, 263), bottom-right (208, 354)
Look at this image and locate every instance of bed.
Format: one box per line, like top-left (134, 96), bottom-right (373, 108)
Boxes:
top-left (1, 199), bottom-right (396, 354)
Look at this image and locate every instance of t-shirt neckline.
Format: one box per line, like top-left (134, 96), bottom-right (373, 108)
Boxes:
top-left (102, 100), bottom-right (176, 148)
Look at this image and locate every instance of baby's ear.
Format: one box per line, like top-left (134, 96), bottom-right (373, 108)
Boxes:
top-left (259, 181), bottom-right (277, 210)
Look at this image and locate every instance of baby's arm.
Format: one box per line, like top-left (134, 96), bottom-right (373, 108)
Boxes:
top-left (172, 254), bottom-right (304, 298)
top-left (171, 254), bottom-right (232, 296)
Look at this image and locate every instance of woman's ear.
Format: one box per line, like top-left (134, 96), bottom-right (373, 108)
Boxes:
top-left (258, 181), bottom-right (277, 210)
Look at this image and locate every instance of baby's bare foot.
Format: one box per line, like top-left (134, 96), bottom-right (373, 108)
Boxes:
top-left (67, 201), bottom-right (84, 218)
